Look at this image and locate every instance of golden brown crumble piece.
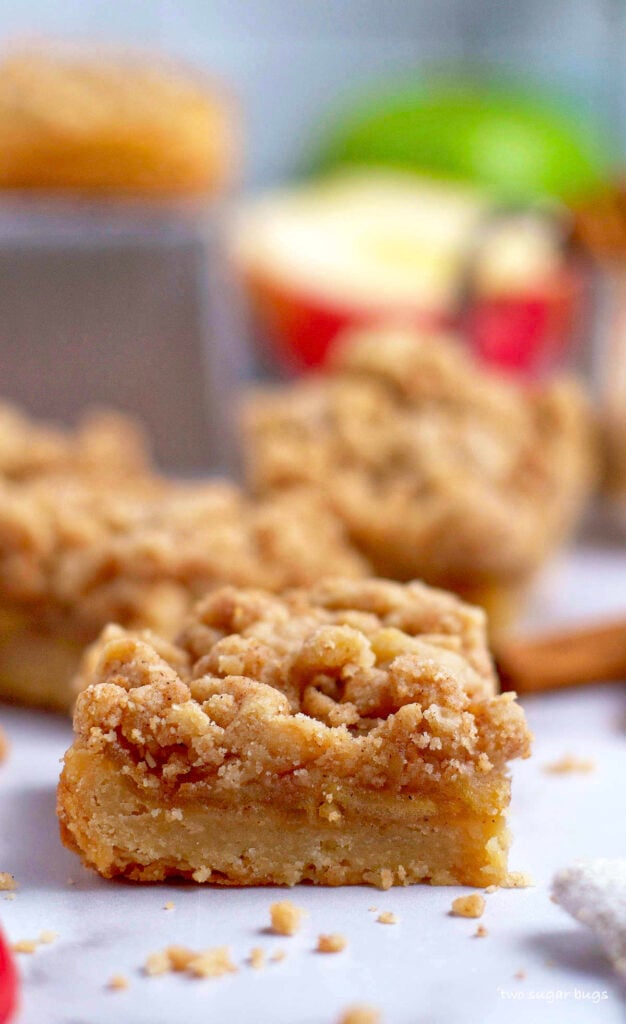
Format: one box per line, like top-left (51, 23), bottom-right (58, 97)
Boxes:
top-left (376, 912), bottom-right (398, 926)
top-left (163, 901), bottom-right (175, 911)
top-left (544, 754), bottom-right (595, 774)
top-left (38, 930), bottom-right (58, 944)
top-left (316, 933), bottom-right (347, 953)
top-left (505, 872), bottom-right (533, 888)
top-left (144, 945), bottom-right (236, 979)
top-left (474, 924), bottom-right (489, 938)
top-left (12, 940), bottom-right (37, 954)
top-left (451, 894), bottom-right (485, 918)
top-left (270, 901), bottom-right (305, 936)
top-left (270, 949), bottom-right (286, 963)
top-left (107, 975), bottom-right (129, 991)
top-left (186, 947), bottom-right (237, 979)
top-left (244, 326), bottom-right (596, 622)
top-left (0, 873), bottom-right (17, 891)
top-left (58, 578), bottom-right (531, 888)
top-left (249, 947), bottom-right (265, 969)
top-left (144, 950), bottom-right (170, 976)
top-left (338, 1006), bottom-right (381, 1024)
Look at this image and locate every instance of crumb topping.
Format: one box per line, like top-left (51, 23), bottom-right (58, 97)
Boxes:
top-left (0, 873), bottom-right (17, 891)
top-left (0, 476), bottom-right (365, 639)
top-left (451, 894), bottom-right (486, 918)
top-left (71, 579), bottom-right (531, 801)
top-left (317, 933), bottom-right (347, 953)
top-left (474, 924), bottom-right (488, 938)
top-left (270, 901), bottom-right (305, 936)
top-left (244, 326), bottom-right (595, 584)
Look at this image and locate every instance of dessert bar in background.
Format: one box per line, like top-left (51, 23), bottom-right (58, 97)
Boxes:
top-left (58, 578), bottom-right (531, 887)
top-left (243, 326), bottom-right (597, 630)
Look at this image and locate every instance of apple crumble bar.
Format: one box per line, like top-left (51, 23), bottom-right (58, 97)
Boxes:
top-left (0, 477), bottom-right (366, 710)
top-left (58, 578), bottom-right (531, 887)
top-left (243, 327), bottom-right (596, 627)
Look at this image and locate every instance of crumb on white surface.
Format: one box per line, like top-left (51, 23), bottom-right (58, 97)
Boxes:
top-left (337, 1005), bottom-right (381, 1024)
top-left (552, 859), bottom-right (626, 977)
top-left (39, 930), bottom-right (58, 944)
top-left (270, 901), bottom-right (304, 936)
top-left (107, 975), bottom-right (129, 991)
top-left (0, 873), bottom-right (17, 891)
top-left (451, 894), bottom-right (485, 919)
top-left (163, 901), bottom-right (175, 911)
top-left (12, 939), bottom-right (37, 954)
top-left (544, 754), bottom-right (595, 774)
top-left (376, 912), bottom-right (398, 925)
top-left (270, 949), bottom-right (286, 963)
top-left (249, 947), bottom-right (265, 969)
top-left (317, 933), bottom-right (347, 953)
top-left (514, 969), bottom-right (526, 980)
top-left (474, 925), bottom-right (489, 938)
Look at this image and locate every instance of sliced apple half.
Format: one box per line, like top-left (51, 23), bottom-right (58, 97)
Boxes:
top-left (233, 171), bottom-right (576, 374)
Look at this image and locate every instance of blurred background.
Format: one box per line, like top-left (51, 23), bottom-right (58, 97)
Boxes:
top-left (0, 0), bottom-right (624, 513)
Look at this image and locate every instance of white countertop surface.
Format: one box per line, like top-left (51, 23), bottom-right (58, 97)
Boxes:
top-left (0, 543), bottom-right (625, 1024)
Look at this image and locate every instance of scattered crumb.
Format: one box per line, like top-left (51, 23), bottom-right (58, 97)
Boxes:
top-left (249, 947), bottom-right (265, 969)
top-left (270, 949), bottom-right (286, 963)
top-left (270, 900), bottom-right (305, 936)
top-left (368, 906), bottom-right (378, 913)
top-left (3, 893), bottom-right (16, 901)
top-left (514, 969), bottom-right (527, 980)
top-left (451, 894), bottom-right (485, 919)
top-left (187, 947), bottom-right (237, 979)
top-left (0, 873), bottom-right (17, 891)
top-left (376, 912), bottom-right (398, 925)
top-left (338, 1005), bottom-right (381, 1024)
top-left (39, 930), bottom-right (58, 944)
top-left (317, 933), bottom-right (347, 953)
top-left (108, 975), bottom-right (129, 991)
top-left (485, 885), bottom-right (498, 894)
top-left (144, 945), bottom-right (237, 980)
top-left (166, 946), bottom-right (196, 972)
top-left (0, 728), bottom-right (8, 762)
top-left (163, 901), bottom-right (175, 911)
top-left (144, 949), bottom-right (171, 976)
top-left (505, 871), bottom-right (534, 888)
top-left (474, 925), bottom-right (489, 938)
top-left (544, 754), bottom-right (595, 774)
top-left (378, 869), bottom-right (394, 891)
top-left (12, 939), bottom-right (37, 954)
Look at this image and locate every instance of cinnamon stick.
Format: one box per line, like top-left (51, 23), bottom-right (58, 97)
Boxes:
top-left (496, 618), bottom-right (626, 694)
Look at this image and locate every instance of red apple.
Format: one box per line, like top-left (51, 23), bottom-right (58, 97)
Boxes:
top-left (234, 172), bottom-right (580, 377)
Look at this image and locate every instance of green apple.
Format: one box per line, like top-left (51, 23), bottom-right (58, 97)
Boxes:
top-left (316, 81), bottom-right (611, 203)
